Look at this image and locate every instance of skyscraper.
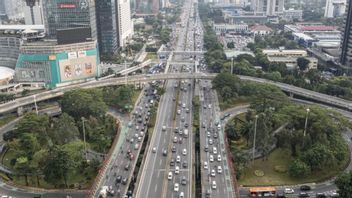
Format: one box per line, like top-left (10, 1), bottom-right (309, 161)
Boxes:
top-left (42, 0), bottom-right (97, 40)
top-left (251, 0), bottom-right (284, 16)
top-left (95, 0), bottom-right (119, 54)
top-left (117, 0), bottom-right (134, 48)
top-left (24, 0), bottom-right (44, 25)
top-left (340, 0), bottom-right (352, 69)
top-left (325, 0), bottom-right (346, 18)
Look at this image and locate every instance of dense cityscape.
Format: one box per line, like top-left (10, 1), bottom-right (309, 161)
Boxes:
top-left (0, 0), bottom-right (352, 197)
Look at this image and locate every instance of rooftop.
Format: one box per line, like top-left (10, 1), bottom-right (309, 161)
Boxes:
top-left (0, 67), bottom-right (15, 80)
top-left (300, 25), bottom-right (337, 32)
top-left (250, 24), bottom-right (272, 31)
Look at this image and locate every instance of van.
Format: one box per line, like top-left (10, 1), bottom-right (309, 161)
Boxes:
top-left (183, 129), bottom-right (189, 138)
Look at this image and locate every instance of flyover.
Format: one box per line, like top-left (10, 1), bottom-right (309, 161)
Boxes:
top-left (0, 73), bottom-right (351, 114)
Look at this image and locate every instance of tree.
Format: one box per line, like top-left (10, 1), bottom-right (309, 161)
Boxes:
top-left (14, 156), bottom-right (31, 186)
top-left (335, 171), bottom-right (352, 197)
top-left (297, 57), bottom-right (310, 71)
top-left (15, 113), bottom-right (49, 141)
top-left (50, 113), bottom-right (79, 145)
top-left (227, 42), bottom-right (235, 49)
top-left (212, 73), bottom-right (241, 100)
top-left (288, 159), bottom-right (311, 178)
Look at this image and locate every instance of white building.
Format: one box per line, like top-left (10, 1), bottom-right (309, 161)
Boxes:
top-left (117, 0), bottom-right (134, 48)
top-left (213, 23), bottom-right (249, 34)
top-left (324, 0), bottom-right (346, 18)
top-left (250, 24), bottom-right (273, 36)
top-left (23, 0), bottom-right (43, 25)
top-left (251, 0), bottom-right (284, 16)
top-left (282, 9), bottom-right (302, 21)
top-left (4, 0), bottom-right (24, 20)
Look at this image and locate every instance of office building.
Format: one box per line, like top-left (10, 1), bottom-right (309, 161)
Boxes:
top-left (282, 9), bottom-right (302, 21)
top-left (95, 0), bottom-right (118, 54)
top-left (4, 0), bottom-right (24, 20)
top-left (324, 0), bottom-right (346, 18)
top-left (0, 0), bottom-right (6, 15)
top-left (23, 0), bottom-right (44, 25)
top-left (340, 0), bottom-right (352, 68)
top-left (0, 36), bottom-right (21, 69)
top-left (251, 0), bottom-right (284, 16)
top-left (117, 0), bottom-right (134, 48)
top-left (42, 0), bottom-right (97, 40)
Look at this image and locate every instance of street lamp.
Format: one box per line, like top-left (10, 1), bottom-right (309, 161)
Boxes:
top-left (252, 115), bottom-right (258, 164)
top-left (33, 95), bottom-right (38, 115)
top-left (231, 56), bottom-right (234, 74)
top-left (81, 117), bottom-right (88, 161)
top-left (121, 53), bottom-right (127, 85)
top-left (303, 108), bottom-right (310, 137)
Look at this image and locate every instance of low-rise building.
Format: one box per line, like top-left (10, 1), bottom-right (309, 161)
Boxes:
top-left (250, 24), bottom-right (273, 36)
top-left (213, 23), bottom-right (249, 35)
top-left (282, 9), bottom-right (303, 21)
top-left (262, 49), bottom-right (307, 57)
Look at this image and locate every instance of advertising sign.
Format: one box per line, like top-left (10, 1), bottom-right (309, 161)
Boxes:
top-left (59, 55), bottom-right (97, 82)
top-left (68, 52), bottom-right (77, 59)
top-left (58, 4), bottom-right (76, 9)
top-left (78, 51), bottom-right (87, 58)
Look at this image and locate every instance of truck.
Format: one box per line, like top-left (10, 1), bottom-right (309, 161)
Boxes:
top-left (99, 186), bottom-right (115, 198)
top-left (184, 129), bottom-right (188, 138)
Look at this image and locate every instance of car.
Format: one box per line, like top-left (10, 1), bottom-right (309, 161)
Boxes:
top-left (182, 148), bottom-right (187, 155)
top-left (299, 192), bottom-right (310, 198)
top-left (179, 192), bottom-right (184, 198)
top-left (276, 193), bottom-right (286, 198)
top-left (212, 181), bottom-right (217, 189)
top-left (181, 176), bottom-right (187, 185)
top-left (208, 139), bottom-right (213, 145)
top-left (173, 136), bottom-right (178, 143)
top-left (170, 158), bottom-right (175, 166)
top-left (204, 161), bottom-right (208, 169)
top-left (184, 123), bottom-right (189, 128)
top-left (211, 169), bottom-right (215, 177)
top-left (330, 192), bottom-right (339, 197)
top-left (116, 175), bottom-right (122, 183)
top-left (203, 105), bottom-right (207, 109)
top-left (209, 155), bottom-right (214, 162)
top-left (217, 166), bottom-right (222, 173)
top-left (176, 155), bottom-right (181, 163)
top-left (177, 109), bottom-right (181, 115)
top-left (173, 97), bottom-right (176, 101)
top-left (168, 172), bottom-right (173, 180)
top-left (124, 163), bottom-right (130, 171)
top-left (217, 154), bottom-right (222, 162)
top-left (300, 185), bottom-right (311, 191)
top-left (316, 193), bottom-right (327, 198)
top-left (134, 143), bottom-right (139, 150)
top-left (284, 188), bottom-right (294, 194)
top-left (207, 132), bottom-right (211, 137)
top-left (208, 104), bottom-right (212, 109)
top-left (129, 153), bottom-right (134, 160)
top-left (174, 183), bottom-right (179, 192)
top-left (175, 166), bottom-right (180, 174)
top-left (181, 117), bottom-right (185, 122)
top-left (162, 149), bottom-right (168, 156)
top-left (186, 108), bottom-right (190, 113)
top-left (162, 126), bottom-right (167, 131)
top-left (129, 138), bottom-right (134, 143)
top-left (152, 147), bottom-right (157, 153)
top-left (202, 122), bottom-right (206, 128)
top-left (204, 145), bottom-right (209, 152)
top-left (179, 137), bottom-right (183, 144)
top-left (171, 145), bottom-right (177, 153)
top-left (182, 103), bottom-right (186, 108)
top-left (179, 129), bottom-right (183, 135)
top-left (121, 177), bottom-right (128, 185)
top-left (205, 189), bottom-right (211, 198)
top-left (213, 147), bottom-right (217, 154)
top-left (213, 132), bottom-right (218, 138)
top-left (182, 161), bottom-right (188, 168)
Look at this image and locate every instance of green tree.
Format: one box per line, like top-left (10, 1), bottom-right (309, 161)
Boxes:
top-left (14, 156), bottom-right (31, 185)
top-left (15, 113), bottom-right (49, 141)
top-left (50, 113), bottom-right (79, 145)
top-left (227, 42), bottom-right (235, 49)
top-left (297, 57), bottom-right (310, 71)
top-left (335, 171), bottom-right (352, 197)
top-left (212, 73), bottom-right (241, 100)
top-left (288, 159), bottom-right (311, 178)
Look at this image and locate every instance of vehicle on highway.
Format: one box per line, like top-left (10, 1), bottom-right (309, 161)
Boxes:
top-left (162, 125), bottom-right (167, 131)
top-left (181, 176), bottom-right (187, 185)
top-left (299, 192), bottom-right (310, 197)
top-left (176, 155), bottom-right (181, 163)
top-left (168, 172), bottom-right (173, 180)
top-left (182, 148), bottom-right (187, 155)
top-left (124, 163), bottom-right (130, 171)
top-left (179, 192), bottom-right (184, 198)
top-left (179, 137), bottom-right (183, 144)
top-left (300, 185), bottom-right (311, 191)
top-left (184, 129), bottom-right (189, 137)
top-left (210, 155), bottom-right (214, 162)
top-left (116, 175), bottom-right (122, 184)
top-left (212, 181), bottom-right (217, 189)
top-left (204, 161), bottom-right (208, 169)
top-left (172, 145), bottom-right (177, 153)
top-left (211, 169), bottom-right (215, 177)
top-left (175, 166), bottom-right (180, 174)
top-left (182, 160), bottom-right (188, 168)
top-left (217, 166), bottom-right (222, 173)
top-left (204, 145), bottom-right (209, 152)
top-left (217, 154), bottom-right (221, 162)
top-left (213, 147), bottom-right (217, 154)
top-left (162, 149), bottom-right (168, 156)
top-left (122, 177), bottom-right (127, 185)
top-left (249, 187), bottom-right (276, 197)
top-left (134, 143), bottom-right (139, 150)
top-left (208, 139), bottom-right (213, 145)
top-left (316, 193), bottom-right (327, 198)
top-left (207, 132), bottom-right (211, 137)
top-left (284, 188), bottom-right (294, 194)
top-left (205, 189), bottom-right (211, 198)
top-left (177, 109), bottom-right (181, 115)
top-left (174, 183), bottom-right (179, 192)
top-left (152, 147), bottom-right (157, 153)
top-left (173, 136), bottom-right (178, 143)
top-left (170, 158), bottom-right (175, 166)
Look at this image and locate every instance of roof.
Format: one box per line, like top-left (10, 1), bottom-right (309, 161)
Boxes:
top-left (300, 25), bottom-right (337, 31)
top-left (0, 67), bottom-right (15, 80)
top-left (0, 25), bottom-right (44, 31)
top-left (292, 32), bottom-right (315, 40)
top-left (250, 25), bottom-right (272, 32)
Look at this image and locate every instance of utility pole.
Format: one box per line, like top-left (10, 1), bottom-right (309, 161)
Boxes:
top-left (81, 117), bottom-right (88, 161)
top-left (252, 114), bottom-right (258, 164)
top-left (303, 108), bottom-right (310, 137)
top-left (231, 57), bottom-right (234, 74)
top-left (121, 53), bottom-right (127, 85)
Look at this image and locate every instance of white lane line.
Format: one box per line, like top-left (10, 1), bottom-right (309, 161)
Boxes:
top-left (154, 184), bottom-right (158, 192)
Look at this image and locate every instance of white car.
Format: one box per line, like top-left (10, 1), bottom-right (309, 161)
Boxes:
top-left (168, 172), bottom-right (173, 180)
top-left (152, 147), bottom-right (157, 153)
top-left (175, 166), bottom-right (180, 174)
top-left (176, 155), bottom-right (181, 163)
top-left (174, 183), bottom-right (179, 192)
top-left (217, 155), bottom-right (222, 162)
top-left (179, 192), bottom-right (184, 198)
top-left (213, 147), bottom-right (217, 154)
top-left (204, 161), bottom-right (208, 169)
top-left (211, 169), bottom-right (215, 177)
top-left (284, 188), bottom-right (294, 194)
top-left (182, 148), bottom-right (187, 155)
top-left (209, 155), bottom-right (214, 162)
top-left (217, 166), bottom-right (222, 173)
top-left (212, 181), bottom-right (217, 189)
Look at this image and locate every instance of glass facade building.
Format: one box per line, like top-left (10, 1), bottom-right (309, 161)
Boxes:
top-left (341, 0), bottom-right (352, 69)
top-left (42, 0), bottom-right (97, 40)
top-left (95, 0), bottom-right (119, 54)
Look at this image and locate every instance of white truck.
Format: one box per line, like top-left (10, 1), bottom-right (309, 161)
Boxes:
top-left (99, 186), bottom-right (114, 198)
top-left (184, 129), bottom-right (189, 138)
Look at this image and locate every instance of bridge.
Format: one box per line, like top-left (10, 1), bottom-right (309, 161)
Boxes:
top-left (158, 50), bottom-right (205, 56)
top-left (0, 73), bottom-right (351, 114)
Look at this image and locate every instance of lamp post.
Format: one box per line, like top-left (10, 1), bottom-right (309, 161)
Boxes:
top-left (121, 53), bottom-right (127, 85)
top-left (81, 117), bottom-right (88, 161)
top-left (33, 95), bottom-right (38, 115)
top-left (252, 114), bottom-right (258, 164)
top-left (303, 108), bottom-right (310, 137)
top-left (231, 57), bottom-right (234, 74)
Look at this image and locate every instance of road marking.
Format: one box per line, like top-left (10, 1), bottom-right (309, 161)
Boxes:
top-left (155, 184), bottom-right (158, 192)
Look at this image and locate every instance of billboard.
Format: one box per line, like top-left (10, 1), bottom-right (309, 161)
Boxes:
top-left (57, 28), bottom-right (92, 45)
top-left (58, 4), bottom-right (76, 9)
top-left (59, 55), bottom-right (97, 82)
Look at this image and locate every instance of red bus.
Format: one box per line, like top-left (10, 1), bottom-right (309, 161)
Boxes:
top-left (249, 187), bottom-right (276, 197)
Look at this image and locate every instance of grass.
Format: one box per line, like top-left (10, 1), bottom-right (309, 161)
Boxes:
top-left (219, 96), bottom-right (249, 111)
top-left (0, 114), bottom-right (17, 128)
top-left (2, 149), bottom-right (96, 189)
top-left (146, 52), bottom-right (158, 61)
top-left (239, 148), bottom-right (349, 186)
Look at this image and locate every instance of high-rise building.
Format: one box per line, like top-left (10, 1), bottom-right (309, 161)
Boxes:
top-left (340, 0), bottom-right (352, 69)
top-left (0, 0), bottom-right (6, 15)
top-left (24, 0), bottom-right (44, 25)
top-left (251, 0), bottom-right (284, 16)
top-left (117, 0), bottom-right (134, 48)
top-left (95, 0), bottom-right (119, 54)
top-left (42, 0), bottom-right (97, 40)
top-left (4, 0), bottom-right (24, 20)
top-left (324, 0), bottom-right (346, 18)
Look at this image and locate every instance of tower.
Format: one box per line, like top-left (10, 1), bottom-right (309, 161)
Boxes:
top-left (340, 0), bottom-right (352, 69)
